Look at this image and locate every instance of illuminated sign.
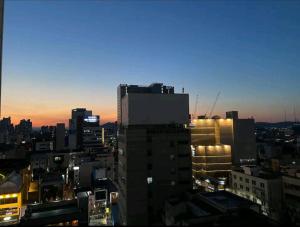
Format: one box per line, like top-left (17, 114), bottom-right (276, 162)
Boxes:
top-left (84, 116), bottom-right (99, 123)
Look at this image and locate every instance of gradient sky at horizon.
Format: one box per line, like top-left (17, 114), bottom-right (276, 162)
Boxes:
top-left (2, 0), bottom-right (300, 127)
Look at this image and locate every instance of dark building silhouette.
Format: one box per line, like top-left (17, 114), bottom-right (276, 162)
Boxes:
top-left (117, 83), bottom-right (192, 225)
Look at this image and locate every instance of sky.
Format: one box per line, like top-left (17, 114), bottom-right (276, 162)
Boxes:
top-left (2, 0), bottom-right (300, 127)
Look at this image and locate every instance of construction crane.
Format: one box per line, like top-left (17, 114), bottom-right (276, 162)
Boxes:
top-left (193, 94), bottom-right (199, 119)
top-left (208, 91), bottom-right (221, 118)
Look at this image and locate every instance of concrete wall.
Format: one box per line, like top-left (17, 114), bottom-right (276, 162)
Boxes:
top-left (121, 93), bottom-right (189, 126)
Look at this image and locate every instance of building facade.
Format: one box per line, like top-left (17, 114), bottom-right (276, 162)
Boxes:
top-left (69, 108), bottom-right (101, 152)
top-left (230, 166), bottom-right (282, 221)
top-left (190, 118), bottom-right (233, 190)
top-left (117, 83), bottom-right (192, 225)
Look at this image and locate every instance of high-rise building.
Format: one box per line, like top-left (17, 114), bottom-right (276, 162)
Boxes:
top-left (68, 108), bottom-right (101, 152)
top-left (40, 125), bottom-right (56, 140)
top-left (15, 119), bottom-right (32, 143)
top-left (117, 83), bottom-right (192, 225)
top-left (55, 123), bottom-right (65, 151)
top-left (0, 117), bottom-right (14, 144)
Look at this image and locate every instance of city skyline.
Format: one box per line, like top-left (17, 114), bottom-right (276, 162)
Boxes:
top-left (2, 0), bottom-right (300, 127)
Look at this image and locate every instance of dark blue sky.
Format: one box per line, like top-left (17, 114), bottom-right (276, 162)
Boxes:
top-left (2, 0), bottom-right (300, 125)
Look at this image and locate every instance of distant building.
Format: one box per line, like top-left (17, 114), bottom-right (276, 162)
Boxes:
top-left (68, 108), bottom-right (101, 152)
top-left (0, 117), bottom-right (14, 144)
top-left (55, 123), bottom-right (65, 151)
top-left (117, 83), bottom-right (192, 225)
top-left (15, 119), bottom-right (32, 143)
top-left (40, 125), bottom-right (56, 140)
top-left (35, 141), bottom-right (53, 152)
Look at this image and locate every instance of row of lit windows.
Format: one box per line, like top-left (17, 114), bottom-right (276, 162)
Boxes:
top-left (233, 183), bottom-right (266, 197)
top-left (233, 174), bottom-right (265, 188)
top-left (0, 197), bottom-right (18, 205)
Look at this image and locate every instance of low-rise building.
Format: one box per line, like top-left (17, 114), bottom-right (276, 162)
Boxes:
top-left (230, 166), bottom-right (282, 222)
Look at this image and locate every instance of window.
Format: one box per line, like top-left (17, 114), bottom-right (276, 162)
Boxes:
top-left (147, 136), bottom-right (152, 143)
top-left (0, 197), bottom-right (18, 205)
top-left (260, 182), bottom-right (265, 188)
top-left (239, 177), bottom-right (243, 181)
top-left (245, 178), bottom-right (249, 183)
top-left (240, 184), bottom-right (244, 189)
top-left (147, 177), bottom-right (153, 184)
top-left (233, 175), bottom-right (237, 179)
top-left (148, 163), bottom-right (152, 170)
top-left (246, 187), bottom-right (249, 192)
top-left (234, 183), bottom-right (237, 188)
top-left (252, 180), bottom-right (256, 185)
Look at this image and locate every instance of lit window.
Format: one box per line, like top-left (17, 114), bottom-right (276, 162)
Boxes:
top-left (147, 177), bottom-right (153, 184)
